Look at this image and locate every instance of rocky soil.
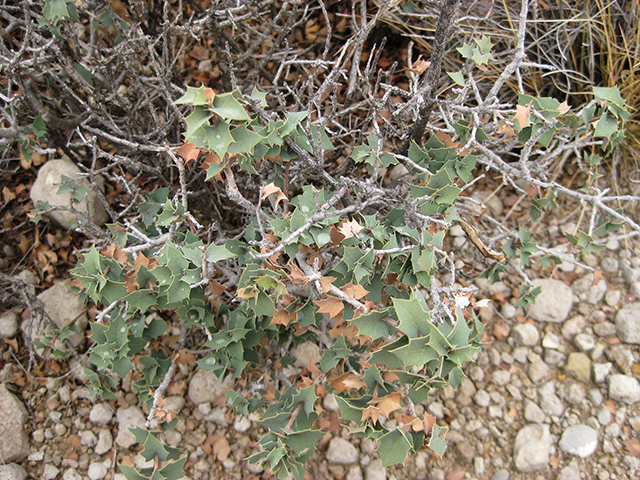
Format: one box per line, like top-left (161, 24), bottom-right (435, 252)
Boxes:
top-left (1, 199), bottom-right (640, 480)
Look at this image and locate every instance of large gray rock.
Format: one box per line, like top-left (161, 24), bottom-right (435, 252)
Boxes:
top-left (326, 436), bottom-right (359, 465)
top-left (22, 282), bottom-right (88, 353)
top-left (608, 374), bottom-right (640, 404)
top-left (115, 406), bottom-right (146, 449)
top-left (0, 384), bottom-right (29, 462)
top-left (559, 424), bottom-right (598, 458)
top-left (30, 158), bottom-right (108, 229)
top-left (615, 303), bottom-right (640, 344)
top-left (513, 423), bottom-right (551, 472)
top-left (527, 279), bottom-right (573, 323)
top-left (0, 464), bottom-right (27, 480)
top-left (187, 370), bottom-right (233, 406)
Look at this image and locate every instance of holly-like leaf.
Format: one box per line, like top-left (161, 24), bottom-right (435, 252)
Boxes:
top-left (271, 308), bottom-right (296, 327)
top-left (377, 428), bottom-right (412, 467)
top-left (210, 91), bottom-right (250, 120)
top-left (339, 219), bottom-right (363, 239)
top-left (328, 373), bottom-right (366, 393)
top-left (448, 71), bottom-right (465, 86)
top-left (262, 182), bottom-right (288, 210)
top-left (427, 424), bottom-right (448, 457)
top-left (175, 86), bottom-right (214, 105)
top-left (184, 105), bottom-right (213, 139)
top-left (369, 392), bottom-right (402, 418)
top-left (177, 141), bottom-right (201, 165)
top-left (393, 295), bottom-right (430, 339)
top-left (314, 296), bottom-right (344, 319)
top-left (205, 243), bottom-right (237, 263)
top-left (361, 406), bottom-right (381, 424)
top-left (200, 121), bottom-right (234, 158)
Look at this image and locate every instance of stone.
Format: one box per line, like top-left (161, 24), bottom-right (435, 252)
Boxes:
top-left (0, 311), bottom-right (19, 339)
top-left (512, 323), bottom-right (539, 346)
top-left (513, 423), bottom-right (551, 472)
top-left (0, 384), bottom-right (29, 462)
top-left (364, 459), bottom-right (386, 480)
top-left (491, 469), bottom-right (509, 480)
top-left (557, 461), bottom-right (581, 480)
top-left (593, 321), bottom-right (616, 338)
top-left (115, 406), bottom-right (146, 449)
top-left (615, 303), bottom-right (640, 344)
top-left (524, 400), bottom-right (546, 423)
top-left (80, 430), bottom-right (98, 447)
top-left (605, 290), bottom-right (621, 307)
top-left (42, 464), bottom-right (60, 480)
top-left (527, 279), bottom-right (573, 323)
top-left (24, 282), bottom-right (88, 351)
top-left (30, 158), bottom-right (108, 229)
top-left (592, 363), bottom-right (613, 384)
top-left (95, 428), bottom-right (113, 455)
top-left (473, 390), bottom-right (491, 408)
top-left (187, 370), bottom-right (233, 406)
top-left (565, 352), bottom-right (591, 383)
top-left (90, 402), bottom-right (114, 425)
top-left (559, 424), bottom-right (598, 458)
top-left (233, 415), bottom-right (251, 433)
top-left (629, 415), bottom-right (640, 432)
top-left (606, 345), bottom-right (635, 374)
top-left (346, 465), bottom-right (364, 480)
top-left (491, 370), bottom-right (511, 386)
top-left (597, 409), bottom-right (612, 426)
top-left (542, 332), bottom-right (561, 349)
top-left (573, 333), bottom-right (595, 352)
top-left (326, 437), bottom-right (359, 465)
top-left (561, 315), bottom-right (586, 340)
top-left (564, 383), bottom-right (585, 405)
top-left (0, 464), bottom-right (27, 480)
top-left (323, 394), bottom-right (340, 412)
top-left (87, 462), bottom-right (108, 480)
top-left (528, 360), bottom-right (550, 384)
top-left (608, 374), bottom-right (640, 404)
top-left (62, 469), bottom-right (82, 480)
top-left (538, 381), bottom-right (565, 417)
top-left (292, 342), bottom-right (321, 368)
top-left (572, 272), bottom-right (607, 304)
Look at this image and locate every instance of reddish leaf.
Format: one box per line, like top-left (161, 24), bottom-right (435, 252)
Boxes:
top-left (314, 296), bottom-right (344, 319)
top-left (271, 308), bottom-right (296, 327)
top-left (340, 282), bottom-right (368, 300)
top-left (328, 373), bottom-right (366, 394)
top-left (624, 438), bottom-right (640, 457)
top-left (261, 182), bottom-right (288, 210)
top-left (369, 392), bottom-right (402, 418)
top-left (177, 141), bottom-right (201, 166)
top-left (514, 103), bottom-right (531, 129)
top-left (361, 406), bottom-right (381, 424)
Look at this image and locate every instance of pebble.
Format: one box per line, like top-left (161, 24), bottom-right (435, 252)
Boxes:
top-left (614, 303), bottom-right (640, 344)
top-left (606, 345), bottom-right (635, 374)
top-left (326, 437), bottom-right (359, 465)
top-left (557, 461), bottom-right (581, 480)
top-left (87, 462), bottom-right (107, 480)
top-left (0, 310), bottom-right (19, 339)
top-left (573, 333), bottom-right (595, 352)
top-left (80, 430), bottom-right (98, 447)
top-left (0, 383), bottom-right (29, 462)
top-left (323, 394), bottom-right (340, 412)
top-left (605, 290), bottom-right (621, 307)
top-left (292, 341), bottom-right (322, 368)
top-left (473, 390), bottom-right (491, 408)
top-left (544, 349), bottom-right (565, 365)
top-left (592, 363), bottom-right (613, 384)
top-left (629, 415), bottom-right (640, 431)
top-left (0, 464), bottom-right (27, 480)
top-left (527, 279), bottom-right (573, 323)
top-left (62, 468), bottom-right (82, 480)
top-left (233, 415), bottom-right (252, 433)
top-left (565, 352), bottom-right (591, 383)
top-left (95, 429), bottom-right (113, 455)
top-left (524, 400), bottom-right (546, 423)
top-left (43, 464), bottom-right (60, 480)
top-left (364, 458), bottom-right (386, 480)
top-left (491, 469), bottom-right (510, 480)
top-left (593, 321), bottom-right (616, 338)
top-left (513, 423), bottom-right (551, 472)
top-left (564, 383), bottom-right (586, 405)
top-left (115, 406), bottom-right (146, 449)
top-left (542, 332), bottom-right (561, 349)
top-left (559, 424), bottom-right (598, 457)
top-left (491, 370), bottom-right (511, 386)
top-left (608, 374), bottom-right (640, 404)
top-left (187, 370), bottom-right (233, 406)
top-left (561, 315), bottom-right (586, 340)
top-left (528, 360), bottom-right (550, 384)
top-left (89, 403), bottom-right (114, 426)
top-left (572, 272), bottom-right (607, 304)
top-left (512, 323), bottom-right (539, 346)
top-left (538, 381), bottom-right (565, 417)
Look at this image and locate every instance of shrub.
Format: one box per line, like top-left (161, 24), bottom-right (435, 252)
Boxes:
top-left (2, 0), bottom-right (637, 479)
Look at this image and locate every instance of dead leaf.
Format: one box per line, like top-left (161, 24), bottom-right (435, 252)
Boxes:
top-left (340, 282), bottom-right (369, 300)
top-left (624, 437), bottom-right (640, 457)
top-left (514, 103), bottom-right (531, 129)
top-left (338, 218), bottom-right (363, 239)
top-left (558, 100), bottom-right (571, 114)
top-left (288, 261), bottom-right (308, 284)
top-left (362, 406), bottom-right (381, 424)
top-left (213, 435), bottom-right (231, 462)
top-left (318, 276), bottom-right (336, 293)
top-left (369, 392), bottom-right (402, 418)
top-left (177, 141), bottom-right (201, 166)
top-left (173, 350), bottom-right (196, 365)
top-left (328, 373), bottom-right (366, 394)
top-left (423, 412), bottom-right (436, 433)
top-left (2, 186), bottom-right (16, 203)
top-left (208, 280), bottom-right (226, 296)
top-left (493, 322), bottom-right (510, 340)
top-left (549, 456), bottom-right (559, 468)
top-left (445, 467), bottom-right (466, 480)
top-left (271, 308), bottom-right (296, 327)
top-left (314, 296), bottom-right (344, 319)
top-left (261, 182), bottom-right (288, 210)
top-left (592, 270), bottom-right (604, 287)
top-left (412, 55), bottom-right (431, 74)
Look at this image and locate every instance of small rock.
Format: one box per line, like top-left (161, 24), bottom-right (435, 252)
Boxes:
top-left (473, 390), bottom-right (491, 408)
top-left (606, 345), bottom-right (635, 374)
top-left (538, 381), bottom-right (565, 417)
top-left (491, 370), bottom-right (511, 386)
top-left (204, 408), bottom-right (228, 427)
top-left (544, 349), bottom-right (566, 365)
top-left (0, 464), bottom-right (27, 480)
top-left (528, 360), bottom-right (550, 384)
top-left (474, 456), bottom-right (485, 476)
top-left (513, 423), bottom-right (551, 472)
top-left (573, 333), bottom-right (595, 352)
top-left (512, 323), bottom-right (540, 346)
top-left (542, 332), bottom-right (561, 349)
top-left (187, 370), bottom-right (233, 406)
top-left (0, 311), bottom-right (19, 339)
top-left (608, 374), bottom-right (640, 404)
top-left (629, 415), bottom-right (640, 431)
top-left (165, 396), bottom-right (185, 413)
top-left (557, 461), bottom-right (581, 480)
top-left (30, 158), bottom-right (108, 229)
top-left (605, 290), bottom-right (621, 308)
top-left (326, 437), bottom-right (359, 465)
top-left (80, 430), bottom-right (98, 447)
top-left (87, 462), bottom-right (107, 480)
top-left (427, 468), bottom-right (445, 480)
top-left (0, 384), bottom-right (29, 462)
top-left (572, 272), bottom-right (607, 304)
top-left (95, 428), bottom-right (113, 455)
top-left (364, 458), bottom-right (386, 480)
top-left (597, 409), bottom-right (612, 426)
top-left (491, 469), bottom-right (509, 480)
top-left (323, 393), bottom-right (340, 412)
top-left (559, 424), bottom-right (598, 458)
top-left (233, 415), bottom-right (251, 433)
top-left (615, 303), bottom-right (640, 344)
top-left (561, 315), bottom-right (586, 340)
top-left (293, 341), bottom-right (322, 368)
top-left (90, 403), bottom-right (114, 426)
top-left (601, 257), bottom-right (619, 273)
top-left (42, 464), bottom-right (60, 480)
top-left (592, 363), bottom-right (613, 384)
top-left (527, 279), bottom-right (573, 323)
top-left (115, 406), bottom-right (146, 449)
top-left (593, 321), bottom-right (616, 338)
top-left (524, 400), bottom-right (546, 423)
top-left (564, 383), bottom-right (585, 405)
top-left (565, 352), bottom-right (591, 383)
top-left (427, 402), bottom-right (445, 419)
top-left (346, 465), bottom-right (364, 480)
top-left (62, 468), bottom-right (82, 480)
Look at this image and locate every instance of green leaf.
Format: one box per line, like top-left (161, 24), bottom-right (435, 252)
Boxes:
top-left (175, 86), bottom-right (212, 106)
top-left (393, 295), bottom-right (430, 338)
top-left (593, 112), bottom-right (619, 138)
top-left (349, 309), bottom-right (394, 340)
top-left (184, 106), bottom-right (213, 139)
top-left (282, 430), bottom-right (325, 455)
top-left (205, 243), bottom-right (237, 263)
top-left (211, 91), bottom-right (250, 120)
top-left (448, 71), bottom-right (465, 86)
top-left (457, 43), bottom-right (474, 59)
top-left (427, 424), bottom-right (448, 457)
top-left (377, 428), bottom-right (412, 467)
top-left (201, 121), bottom-right (234, 158)
top-left (229, 124), bottom-right (264, 155)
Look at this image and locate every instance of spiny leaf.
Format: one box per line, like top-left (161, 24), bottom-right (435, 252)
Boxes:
top-left (377, 428), bottom-right (412, 467)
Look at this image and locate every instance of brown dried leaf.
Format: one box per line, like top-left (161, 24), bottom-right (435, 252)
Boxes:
top-left (314, 296), bottom-right (344, 319)
top-left (412, 55), bottom-right (431, 74)
top-left (328, 373), bottom-right (366, 394)
top-left (213, 435), bottom-right (231, 462)
top-left (270, 308), bottom-right (296, 327)
top-left (338, 218), bottom-right (363, 239)
top-left (340, 282), bottom-right (369, 300)
top-left (177, 141), bottom-right (201, 166)
top-left (361, 406), bottom-right (381, 425)
top-left (514, 103), bottom-right (531, 129)
top-left (624, 437), bottom-right (640, 457)
top-left (262, 182), bottom-right (288, 210)
top-left (369, 392), bottom-right (402, 418)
